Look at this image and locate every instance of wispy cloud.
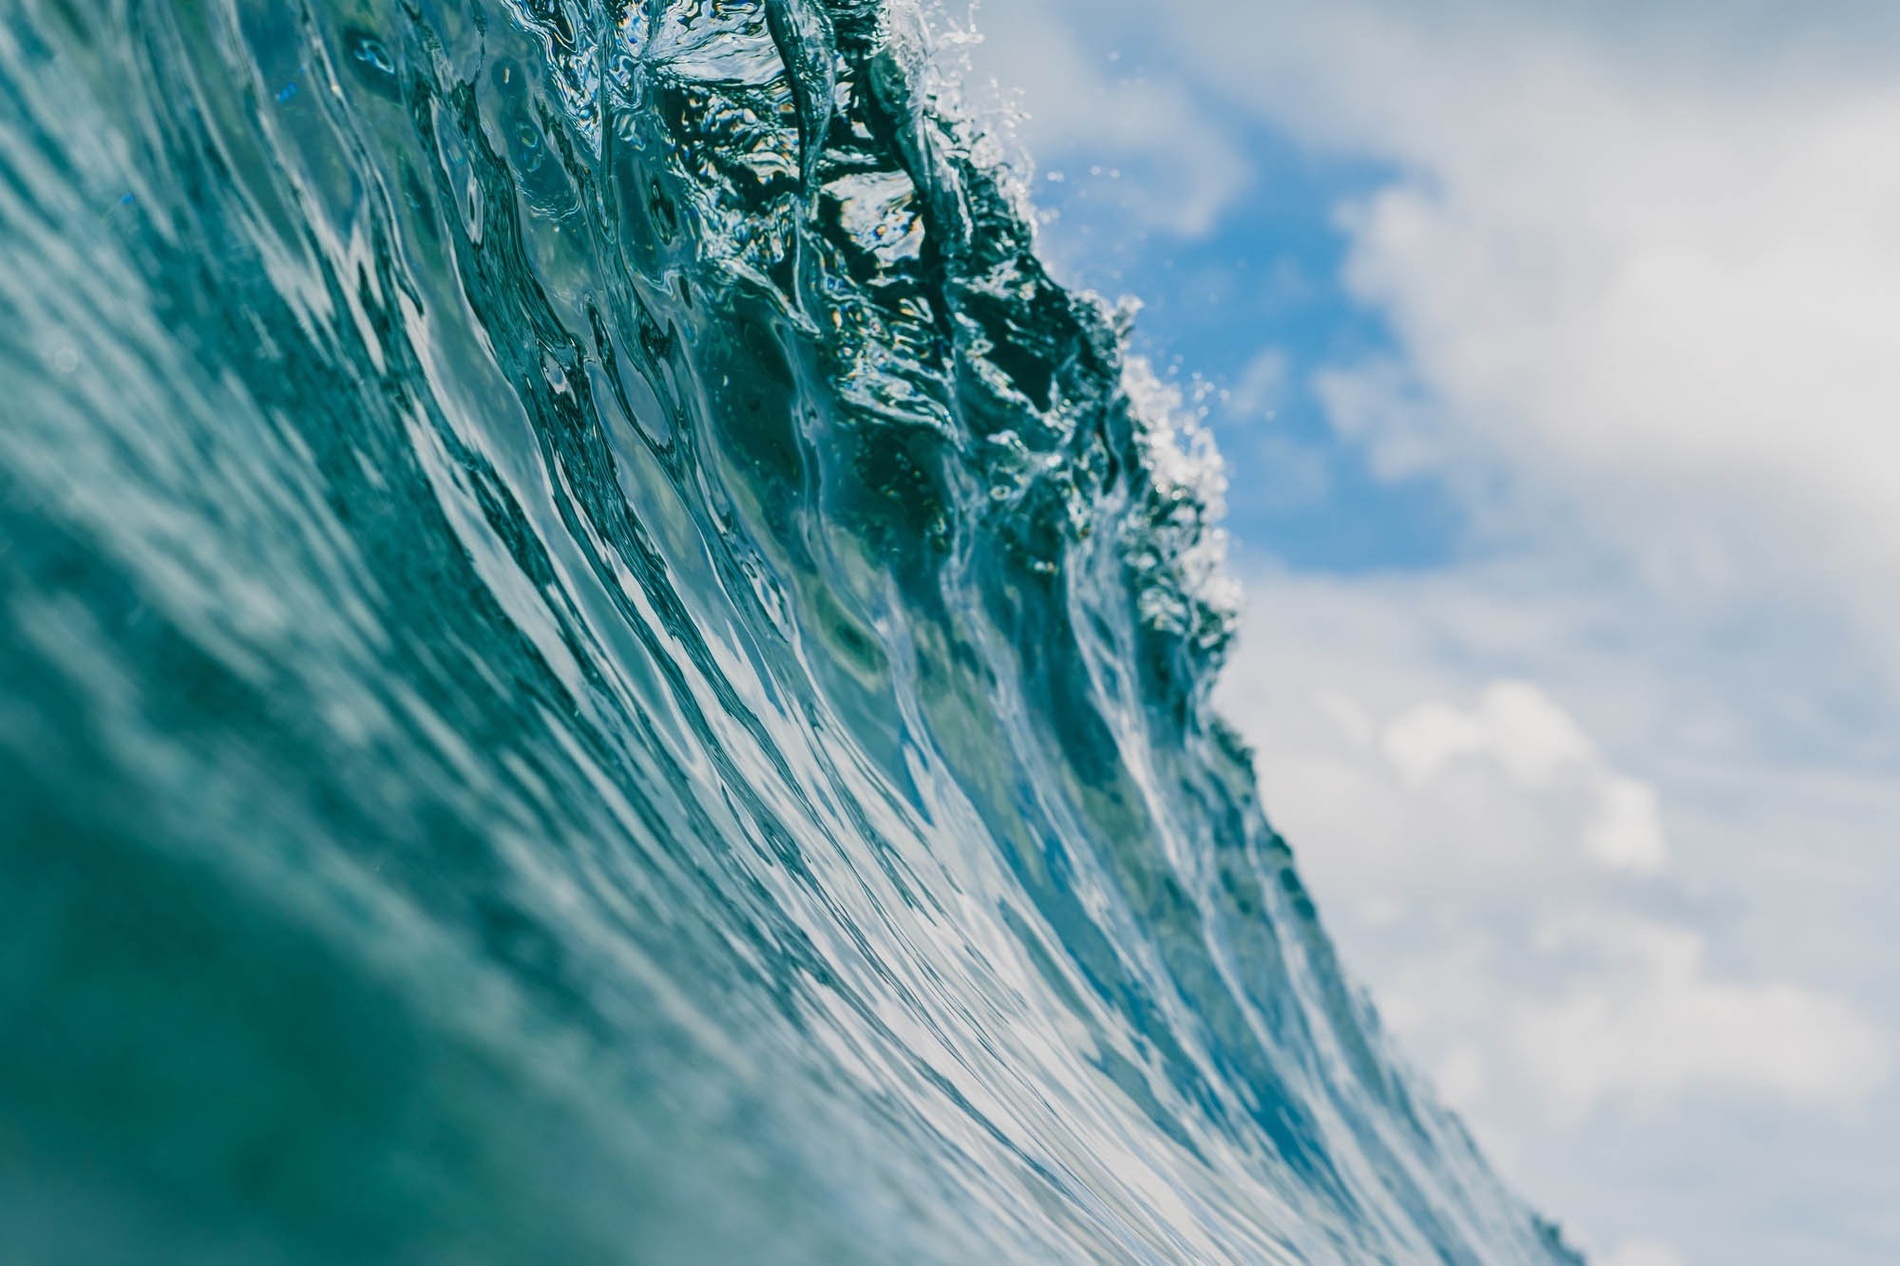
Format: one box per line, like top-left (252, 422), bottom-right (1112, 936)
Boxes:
top-left (1161, 0), bottom-right (1900, 695)
top-left (1514, 909), bottom-right (1889, 1124)
top-left (956, 0), bottom-right (1251, 238)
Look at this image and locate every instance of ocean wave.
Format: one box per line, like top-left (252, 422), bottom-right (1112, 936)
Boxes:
top-left (0, 0), bottom-right (1579, 1260)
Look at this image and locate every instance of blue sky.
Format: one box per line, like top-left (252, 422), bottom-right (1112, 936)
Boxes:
top-left (953, 3), bottom-right (1900, 1264)
top-left (1031, 122), bottom-right (1465, 573)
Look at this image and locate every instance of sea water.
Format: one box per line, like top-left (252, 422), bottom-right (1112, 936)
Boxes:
top-left (0, 1), bottom-right (1581, 1261)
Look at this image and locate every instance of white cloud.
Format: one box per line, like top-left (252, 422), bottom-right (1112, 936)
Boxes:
top-left (1373, 680), bottom-right (1671, 877)
top-left (1583, 777), bottom-right (1667, 876)
top-left (1224, 348), bottom-right (1291, 421)
top-left (955, 0), bottom-right (1250, 237)
top-left (1386, 682), bottom-right (1592, 789)
top-left (1216, 568), bottom-right (1891, 1111)
top-left (1515, 911), bottom-right (1892, 1126)
top-left (1228, 654), bottom-right (1673, 903)
top-left (1148, 0), bottom-right (1900, 692)
top-left (1213, 563), bottom-right (1899, 1261)
top-left (1602, 1240), bottom-right (1687, 1266)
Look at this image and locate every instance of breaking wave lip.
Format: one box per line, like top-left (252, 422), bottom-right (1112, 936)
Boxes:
top-left (0, 0), bottom-right (1583, 1262)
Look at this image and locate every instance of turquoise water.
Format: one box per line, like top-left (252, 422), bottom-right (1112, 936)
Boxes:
top-left (0, 1), bottom-right (1581, 1261)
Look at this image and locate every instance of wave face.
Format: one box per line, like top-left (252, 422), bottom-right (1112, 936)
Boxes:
top-left (0, 1), bottom-right (1580, 1261)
